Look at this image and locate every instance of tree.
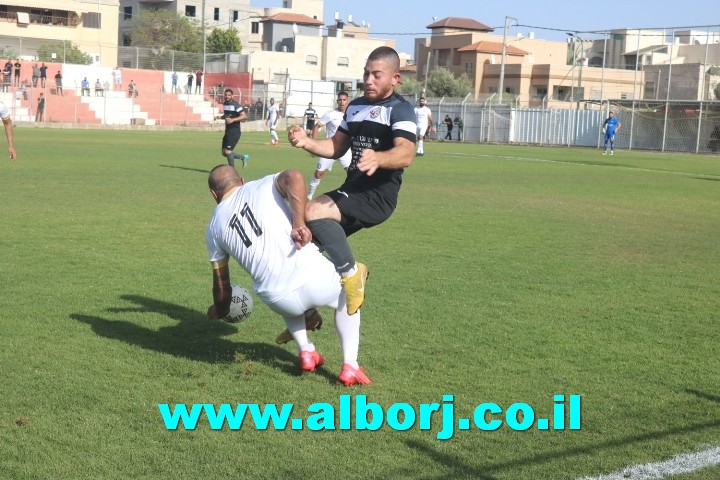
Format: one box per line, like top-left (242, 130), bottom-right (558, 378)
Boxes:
top-left (131, 10), bottom-right (202, 53)
top-left (425, 67), bottom-right (473, 97)
top-left (206, 27), bottom-right (242, 54)
top-left (37, 41), bottom-right (92, 65)
top-left (396, 76), bottom-right (423, 98)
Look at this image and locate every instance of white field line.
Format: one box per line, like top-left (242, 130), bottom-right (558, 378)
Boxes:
top-left (443, 152), bottom-right (720, 180)
top-left (577, 445), bottom-right (720, 480)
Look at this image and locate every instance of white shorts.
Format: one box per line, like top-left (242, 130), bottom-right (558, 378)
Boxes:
top-left (417, 124), bottom-right (428, 138)
top-left (258, 260), bottom-right (345, 317)
top-left (316, 150), bottom-right (351, 171)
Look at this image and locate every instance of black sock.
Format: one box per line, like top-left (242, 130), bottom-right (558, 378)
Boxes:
top-left (307, 219), bottom-right (355, 274)
top-left (226, 153), bottom-right (235, 167)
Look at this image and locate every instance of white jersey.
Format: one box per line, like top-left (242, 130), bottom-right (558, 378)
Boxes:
top-left (414, 105), bottom-right (432, 128)
top-left (206, 174), bottom-right (326, 303)
top-left (267, 104), bottom-right (279, 128)
top-left (318, 109), bottom-right (351, 165)
top-left (0, 101), bottom-right (9, 119)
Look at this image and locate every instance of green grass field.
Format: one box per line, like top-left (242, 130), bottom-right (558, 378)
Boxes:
top-left (1, 128), bottom-right (719, 479)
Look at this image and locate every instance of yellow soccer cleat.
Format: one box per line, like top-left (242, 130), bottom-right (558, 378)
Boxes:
top-left (341, 263), bottom-right (369, 316)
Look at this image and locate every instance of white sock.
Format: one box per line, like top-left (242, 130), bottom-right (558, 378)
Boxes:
top-left (418, 139), bottom-right (424, 154)
top-left (283, 314), bottom-right (310, 349)
top-left (308, 177), bottom-right (321, 198)
top-left (335, 305), bottom-right (360, 368)
top-left (341, 264), bottom-right (358, 279)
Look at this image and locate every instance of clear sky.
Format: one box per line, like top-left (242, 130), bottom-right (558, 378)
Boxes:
top-left (251, 0), bottom-right (720, 59)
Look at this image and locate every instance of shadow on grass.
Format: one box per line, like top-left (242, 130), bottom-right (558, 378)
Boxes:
top-left (70, 294), bottom-right (299, 374)
top-left (159, 164), bottom-right (211, 174)
top-left (694, 176), bottom-right (720, 182)
top-left (403, 398), bottom-right (720, 479)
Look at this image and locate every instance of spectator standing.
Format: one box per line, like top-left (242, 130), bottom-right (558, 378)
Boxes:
top-left (36, 93), bottom-right (45, 122)
top-left (187, 73), bottom-right (193, 94)
top-left (112, 66), bottom-right (121, 90)
top-left (443, 115), bottom-right (453, 141)
top-left (454, 114), bottom-right (463, 141)
top-left (195, 70), bottom-right (203, 94)
top-left (39, 63), bottom-right (47, 87)
top-left (171, 72), bottom-right (178, 93)
top-left (13, 59), bottom-right (21, 86)
top-left (54, 71), bottom-right (63, 96)
top-left (2, 61), bottom-right (11, 92)
top-left (32, 63), bottom-right (40, 87)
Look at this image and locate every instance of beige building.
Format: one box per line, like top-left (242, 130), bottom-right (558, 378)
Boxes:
top-left (0, 0), bottom-right (119, 67)
top-left (416, 18), bottom-right (720, 105)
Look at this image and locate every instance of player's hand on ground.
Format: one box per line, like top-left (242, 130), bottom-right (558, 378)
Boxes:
top-left (357, 149), bottom-right (380, 176)
top-left (291, 224), bottom-right (312, 248)
top-left (287, 126), bottom-right (308, 148)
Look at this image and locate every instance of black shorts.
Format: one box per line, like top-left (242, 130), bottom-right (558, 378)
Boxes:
top-left (325, 187), bottom-right (397, 236)
top-left (222, 129), bottom-right (241, 151)
top-left (306, 121), bottom-right (315, 131)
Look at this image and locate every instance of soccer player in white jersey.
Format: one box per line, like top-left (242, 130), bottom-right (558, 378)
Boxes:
top-left (205, 165), bottom-right (371, 385)
top-left (266, 98), bottom-right (280, 146)
top-left (307, 91), bottom-right (351, 200)
top-left (0, 101), bottom-right (16, 160)
top-left (414, 96), bottom-right (434, 156)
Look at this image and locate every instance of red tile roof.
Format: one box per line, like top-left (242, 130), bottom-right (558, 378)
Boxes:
top-left (458, 41), bottom-right (528, 56)
top-left (262, 13), bottom-right (324, 26)
top-left (426, 17), bottom-right (494, 32)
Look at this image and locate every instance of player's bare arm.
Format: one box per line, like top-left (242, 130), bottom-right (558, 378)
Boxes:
top-left (3, 116), bottom-right (15, 160)
top-left (288, 126), bottom-right (349, 159)
top-left (208, 261), bottom-right (232, 320)
top-left (276, 169), bottom-right (313, 248)
top-left (357, 137), bottom-right (415, 176)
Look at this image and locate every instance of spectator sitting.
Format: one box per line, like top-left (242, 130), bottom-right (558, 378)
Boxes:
top-left (128, 80), bottom-right (138, 98)
top-left (94, 79), bottom-right (104, 96)
top-left (80, 77), bottom-right (90, 96)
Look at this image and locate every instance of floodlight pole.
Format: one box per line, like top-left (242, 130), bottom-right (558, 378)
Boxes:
top-left (201, 0), bottom-right (206, 74)
top-left (498, 16), bottom-right (517, 105)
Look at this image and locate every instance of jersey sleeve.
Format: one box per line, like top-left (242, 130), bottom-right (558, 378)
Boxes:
top-left (391, 101), bottom-right (417, 143)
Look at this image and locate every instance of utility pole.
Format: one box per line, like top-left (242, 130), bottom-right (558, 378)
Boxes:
top-left (498, 16), bottom-right (517, 105)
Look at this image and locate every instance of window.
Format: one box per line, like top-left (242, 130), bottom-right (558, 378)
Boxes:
top-left (337, 57), bottom-right (349, 67)
top-left (465, 62), bottom-right (475, 74)
top-left (251, 22), bottom-right (260, 34)
top-left (122, 33), bottom-right (131, 46)
top-left (123, 6), bottom-right (132, 21)
top-left (185, 5), bottom-right (196, 17)
top-left (306, 55), bottom-right (318, 65)
top-left (213, 8), bottom-right (219, 21)
top-left (231, 10), bottom-right (239, 22)
top-left (82, 12), bottom-right (101, 28)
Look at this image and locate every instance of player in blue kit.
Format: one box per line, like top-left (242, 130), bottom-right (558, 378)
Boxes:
top-left (602, 111), bottom-right (621, 155)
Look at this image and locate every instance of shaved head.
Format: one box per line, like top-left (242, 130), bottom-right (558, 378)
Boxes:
top-left (208, 164), bottom-right (242, 200)
top-left (367, 46), bottom-right (400, 72)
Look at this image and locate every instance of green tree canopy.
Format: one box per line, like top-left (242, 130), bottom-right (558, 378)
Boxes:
top-left (206, 27), bottom-right (242, 54)
top-left (425, 67), bottom-right (473, 98)
top-left (37, 41), bottom-right (93, 65)
top-left (131, 10), bottom-right (202, 52)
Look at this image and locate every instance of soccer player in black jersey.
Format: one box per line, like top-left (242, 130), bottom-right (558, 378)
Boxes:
top-left (287, 46), bottom-right (416, 321)
top-left (215, 89), bottom-right (249, 169)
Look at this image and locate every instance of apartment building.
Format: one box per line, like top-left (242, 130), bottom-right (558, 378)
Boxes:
top-left (0, 0), bottom-right (119, 67)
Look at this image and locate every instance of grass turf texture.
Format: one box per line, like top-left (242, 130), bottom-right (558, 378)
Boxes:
top-left (1, 129), bottom-right (719, 479)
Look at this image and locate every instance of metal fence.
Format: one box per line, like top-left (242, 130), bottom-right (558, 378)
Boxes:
top-left (423, 97), bottom-right (720, 154)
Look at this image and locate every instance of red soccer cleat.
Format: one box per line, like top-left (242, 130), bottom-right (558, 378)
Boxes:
top-left (299, 350), bottom-right (324, 372)
top-left (338, 364), bottom-right (371, 386)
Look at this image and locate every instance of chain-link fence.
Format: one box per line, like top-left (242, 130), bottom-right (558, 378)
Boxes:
top-left (422, 97), bottom-right (720, 154)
